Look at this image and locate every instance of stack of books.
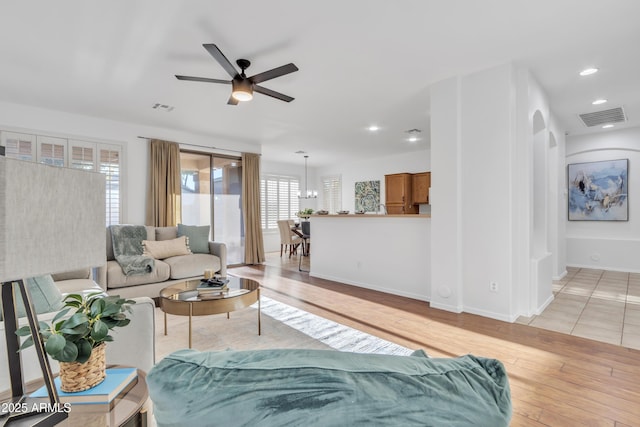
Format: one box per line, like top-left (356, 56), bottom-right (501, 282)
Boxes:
top-left (197, 278), bottom-right (229, 298)
top-left (31, 367), bottom-right (138, 408)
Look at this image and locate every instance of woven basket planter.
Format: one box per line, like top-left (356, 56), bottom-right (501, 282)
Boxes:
top-left (59, 342), bottom-right (107, 392)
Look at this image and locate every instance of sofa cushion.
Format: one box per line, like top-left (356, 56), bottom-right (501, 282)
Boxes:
top-left (51, 269), bottom-right (92, 282)
top-left (54, 279), bottom-right (104, 296)
top-left (0, 275), bottom-right (64, 320)
top-left (106, 260), bottom-right (171, 289)
top-left (148, 348), bottom-right (512, 427)
top-left (177, 224), bottom-right (210, 254)
top-left (163, 254), bottom-right (221, 279)
top-left (143, 236), bottom-right (192, 259)
top-left (156, 227), bottom-right (178, 241)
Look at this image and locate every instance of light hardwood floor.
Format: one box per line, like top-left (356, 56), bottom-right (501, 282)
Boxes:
top-left (229, 254), bottom-right (640, 427)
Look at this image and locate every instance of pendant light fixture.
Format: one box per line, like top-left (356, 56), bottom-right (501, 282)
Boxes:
top-left (298, 155), bottom-right (317, 199)
top-left (231, 78), bottom-right (254, 102)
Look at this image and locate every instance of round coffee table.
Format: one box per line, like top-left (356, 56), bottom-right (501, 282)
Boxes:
top-left (159, 275), bottom-right (261, 348)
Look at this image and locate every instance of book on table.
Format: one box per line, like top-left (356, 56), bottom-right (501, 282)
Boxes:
top-left (198, 278), bottom-right (229, 289)
top-left (198, 282), bottom-right (228, 295)
top-left (30, 367), bottom-right (138, 405)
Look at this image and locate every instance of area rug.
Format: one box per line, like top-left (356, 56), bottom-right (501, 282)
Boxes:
top-left (155, 296), bottom-right (413, 361)
top-left (258, 296), bottom-right (414, 355)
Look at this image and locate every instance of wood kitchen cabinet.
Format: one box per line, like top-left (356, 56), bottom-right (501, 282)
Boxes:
top-left (385, 173), bottom-right (418, 214)
top-left (412, 172), bottom-right (431, 205)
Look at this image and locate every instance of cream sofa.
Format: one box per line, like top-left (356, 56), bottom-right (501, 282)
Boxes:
top-left (96, 226), bottom-right (227, 299)
top-left (0, 269), bottom-right (155, 394)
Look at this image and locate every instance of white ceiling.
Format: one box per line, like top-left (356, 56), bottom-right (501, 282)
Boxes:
top-left (1, 1), bottom-right (639, 166)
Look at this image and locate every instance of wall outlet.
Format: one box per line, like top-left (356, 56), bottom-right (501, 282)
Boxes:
top-left (490, 282), bottom-right (499, 292)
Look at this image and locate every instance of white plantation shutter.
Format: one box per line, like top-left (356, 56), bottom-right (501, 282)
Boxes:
top-left (260, 174), bottom-right (300, 230)
top-left (37, 136), bottom-right (66, 167)
top-left (1, 130), bottom-right (123, 227)
top-left (322, 175), bottom-right (342, 213)
top-left (100, 146), bottom-right (121, 226)
top-left (2, 131), bottom-right (36, 161)
top-left (69, 140), bottom-right (97, 171)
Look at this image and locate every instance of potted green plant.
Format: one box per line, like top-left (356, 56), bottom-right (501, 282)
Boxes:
top-left (297, 208), bottom-right (314, 218)
top-left (17, 292), bottom-right (135, 392)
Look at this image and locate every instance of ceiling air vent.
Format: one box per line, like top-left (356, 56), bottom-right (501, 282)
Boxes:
top-left (579, 107), bottom-right (626, 127)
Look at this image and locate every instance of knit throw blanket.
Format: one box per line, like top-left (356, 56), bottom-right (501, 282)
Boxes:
top-left (110, 225), bottom-right (155, 276)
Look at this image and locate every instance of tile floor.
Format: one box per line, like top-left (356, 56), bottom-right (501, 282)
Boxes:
top-left (516, 267), bottom-right (640, 350)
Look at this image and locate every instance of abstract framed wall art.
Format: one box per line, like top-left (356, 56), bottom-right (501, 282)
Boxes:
top-left (568, 158), bottom-right (628, 221)
top-left (354, 180), bottom-right (380, 212)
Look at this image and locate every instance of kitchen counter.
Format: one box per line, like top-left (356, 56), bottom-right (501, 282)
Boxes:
top-left (310, 214), bottom-right (431, 218)
top-left (308, 214), bottom-right (431, 301)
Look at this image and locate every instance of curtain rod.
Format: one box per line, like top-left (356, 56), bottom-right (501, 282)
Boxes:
top-left (136, 136), bottom-right (258, 155)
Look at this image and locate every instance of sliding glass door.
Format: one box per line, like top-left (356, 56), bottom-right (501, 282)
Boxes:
top-left (180, 152), bottom-right (244, 264)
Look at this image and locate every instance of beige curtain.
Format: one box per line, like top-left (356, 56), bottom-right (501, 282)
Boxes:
top-left (146, 139), bottom-right (182, 227)
top-left (242, 152), bottom-right (265, 264)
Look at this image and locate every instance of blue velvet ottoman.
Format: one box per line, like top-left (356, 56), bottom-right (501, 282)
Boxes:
top-left (148, 348), bottom-right (512, 426)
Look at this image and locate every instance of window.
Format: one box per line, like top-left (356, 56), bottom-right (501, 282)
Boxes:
top-left (260, 174), bottom-right (300, 230)
top-left (322, 175), bottom-right (342, 213)
top-left (69, 140), bottom-right (97, 170)
top-left (37, 136), bottom-right (66, 167)
top-left (99, 146), bottom-right (122, 227)
top-left (180, 151), bottom-right (244, 265)
top-left (1, 130), bottom-right (123, 226)
top-left (2, 132), bottom-right (35, 161)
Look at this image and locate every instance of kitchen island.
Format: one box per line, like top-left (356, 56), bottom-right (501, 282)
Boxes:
top-left (309, 214), bottom-right (431, 301)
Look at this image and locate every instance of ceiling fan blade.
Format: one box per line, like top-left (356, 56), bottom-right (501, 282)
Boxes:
top-left (227, 95), bottom-right (239, 106)
top-left (254, 85), bottom-right (295, 102)
top-left (175, 75), bottom-right (231, 84)
top-left (249, 63), bottom-right (299, 84)
top-left (203, 44), bottom-right (239, 78)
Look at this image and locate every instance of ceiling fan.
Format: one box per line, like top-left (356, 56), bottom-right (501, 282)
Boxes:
top-left (175, 43), bottom-right (299, 105)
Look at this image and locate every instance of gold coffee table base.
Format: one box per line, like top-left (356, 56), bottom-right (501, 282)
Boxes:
top-left (160, 276), bottom-right (261, 348)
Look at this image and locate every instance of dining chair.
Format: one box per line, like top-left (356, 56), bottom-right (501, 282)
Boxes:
top-left (277, 219), bottom-right (301, 258)
top-left (298, 221), bottom-right (311, 272)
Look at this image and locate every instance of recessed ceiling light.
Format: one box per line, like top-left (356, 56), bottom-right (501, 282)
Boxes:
top-left (602, 124), bottom-right (614, 129)
top-left (368, 125), bottom-right (380, 132)
top-left (579, 68), bottom-right (598, 76)
top-left (592, 99), bottom-right (607, 105)
top-left (405, 128), bottom-right (421, 143)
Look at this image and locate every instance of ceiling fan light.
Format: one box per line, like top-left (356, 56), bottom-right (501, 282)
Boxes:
top-left (232, 79), bottom-right (253, 102)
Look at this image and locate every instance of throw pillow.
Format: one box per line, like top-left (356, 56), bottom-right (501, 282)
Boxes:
top-left (0, 275), bottom-right (64, 320)
top-left (177, 224), bottom-right (210, 254)
top-left (143, 236), bottom-right (192, 259)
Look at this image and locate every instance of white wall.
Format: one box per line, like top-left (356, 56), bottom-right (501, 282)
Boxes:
top-left (430, 65), bottom-right (514, 321)
top-left (459, 64), bottom-right (514, 321)
top-left (430, 63), bottom-right (563, 322)
top-left (430, 76), bottom-right (463, 313)
top-left (311, 216), bottom-right (431, 301)
top-left (566, 126), bottom-right (640, 272)
top-left (0, 100), bottom-right (261, 225)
